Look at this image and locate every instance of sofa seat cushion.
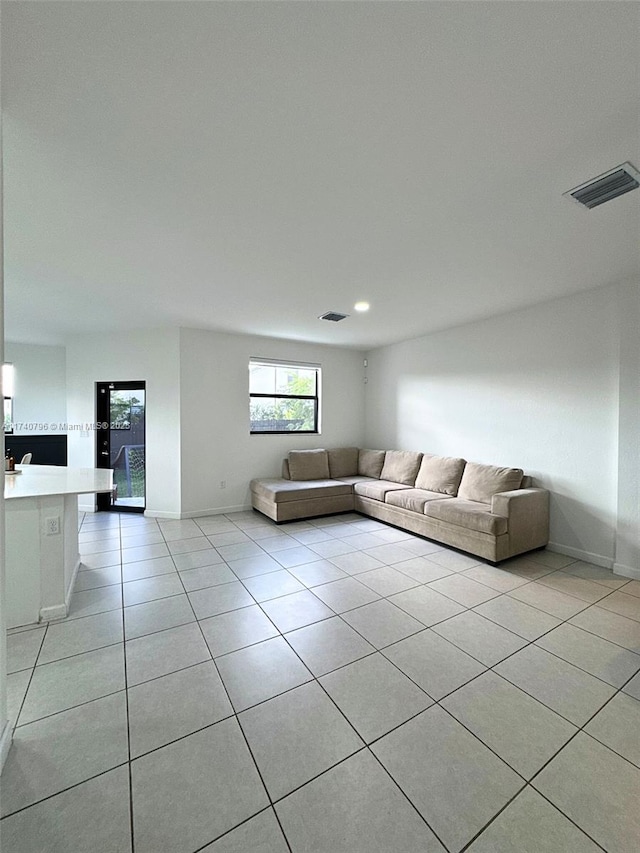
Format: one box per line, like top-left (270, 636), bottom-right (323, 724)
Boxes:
top-left (251, 478), bottom-right (351, 504)
top-left (380, 450), bottom-right (423, 486)
top-left (353, 480), bottom-right (412, 501)
top-left (415, 454), bottom-right (466, 496)
top-left (425, 498), bottom-right (508, 536)
top-left (336, 475), bottom-right (377, 485)
top-left (458, 461), bottom-right (523, 503)
top-left (386, 489), bottom-right (454, 513)
top-left (288, 449), bottom-right (330, 481)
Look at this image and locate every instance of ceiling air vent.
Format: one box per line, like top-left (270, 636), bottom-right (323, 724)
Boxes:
top-left (319, 311), bottom-right (349, 322)
top-left (564, 162), bottom-right (640, 209)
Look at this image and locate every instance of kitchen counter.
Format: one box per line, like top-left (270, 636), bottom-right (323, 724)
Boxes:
top-left (5, 465), bottom-right (114, 628)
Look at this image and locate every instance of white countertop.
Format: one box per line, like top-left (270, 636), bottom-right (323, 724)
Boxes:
top-left (5, 465), bottom-right (114, 499)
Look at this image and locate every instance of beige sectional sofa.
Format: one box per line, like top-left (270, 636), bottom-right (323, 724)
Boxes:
top-left (250, 447), bottom-right (549, 564)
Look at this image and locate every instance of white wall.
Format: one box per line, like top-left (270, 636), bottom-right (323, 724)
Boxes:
top-left (179, 328), bottom-right (366, 516)
top-left (4, 342), bottom-right (66, 433)
top-left (65, 328), bottom-right (181, 516)
top-left (364, 285), bottom-right (622, 567)
top-left (0, 66), bottom-right (8, 768)
top-left (615, 279), bottom-right (640, 578)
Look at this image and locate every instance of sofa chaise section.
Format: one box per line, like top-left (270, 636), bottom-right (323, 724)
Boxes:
top-left (250, 477), bottom-right (354, 523)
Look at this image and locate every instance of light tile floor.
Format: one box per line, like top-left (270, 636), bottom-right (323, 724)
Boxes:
top-left (3, 510), bottom-right (640, 853)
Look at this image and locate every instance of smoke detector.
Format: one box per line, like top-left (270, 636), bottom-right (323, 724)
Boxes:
top-left (564, 162), bottom-right (640, 209)
top-left (319, 311), bottom-right (349, 322)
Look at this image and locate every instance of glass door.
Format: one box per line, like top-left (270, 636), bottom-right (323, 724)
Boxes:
top-left (96, 381), bottom-right (146, 512)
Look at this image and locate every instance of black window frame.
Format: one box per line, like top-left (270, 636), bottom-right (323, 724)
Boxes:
top-left (249, 359), bottom-right (321, 435)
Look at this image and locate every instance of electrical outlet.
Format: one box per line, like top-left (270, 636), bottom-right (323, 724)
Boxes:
top-left (45, 516), bottom-right (61, 536)
top-left (220, 480), bottom-right (226, 489)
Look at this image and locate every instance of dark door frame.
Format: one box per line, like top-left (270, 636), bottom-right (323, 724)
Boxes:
top-left (96, 381), bottom-right (146, 513)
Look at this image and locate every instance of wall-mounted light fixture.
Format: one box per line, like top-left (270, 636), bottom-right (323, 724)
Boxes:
top-left (2, 363), bottom-right (15, 398)
top-left (3, 363), bottom-right (15, 434)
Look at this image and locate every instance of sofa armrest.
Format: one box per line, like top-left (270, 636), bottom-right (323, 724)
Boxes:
top-left (491, 488), bottom-right (550, 555)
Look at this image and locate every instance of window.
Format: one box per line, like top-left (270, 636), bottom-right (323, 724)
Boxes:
top-left (249, 359), bottom-right (320, 434)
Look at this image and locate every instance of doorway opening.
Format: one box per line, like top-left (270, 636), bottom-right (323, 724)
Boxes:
top-left (96, 381), bottom-right (146, 512)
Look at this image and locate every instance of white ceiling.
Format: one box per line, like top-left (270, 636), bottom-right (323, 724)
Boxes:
top-left (3, 1), bottom-right (639, 349)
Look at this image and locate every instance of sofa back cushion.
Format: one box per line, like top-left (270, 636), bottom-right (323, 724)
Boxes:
top-left (415, 454), bottom-right (466, 496)
top-left (380, 450), bottom-right (423, 486)
top-left (358, 449), bottom-right (386, 478)
top-left (288, 449), bottom-right (330, 481)
top-left (328, 447), bottom-right (359, 478)
top-left (457, 461), bottom-right (523, 503)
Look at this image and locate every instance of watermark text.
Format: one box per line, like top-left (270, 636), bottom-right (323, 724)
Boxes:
top-left (5, 422), bottom-right (110, 432)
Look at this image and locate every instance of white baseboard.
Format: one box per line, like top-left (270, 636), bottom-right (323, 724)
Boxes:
top-left (0, 719), bottom-right (13, 772)
top-left (613, 562), bottom-right (640, 580)
top-left (144, 510), bottom-right (182, 520)
top-left (546, 542), bottom-right (613, 569)
top-left (145, 505), bottom-right (253, 520)
top-left (179, 504), bottom-right (252, 519)
top-left (40, 556), bottom-right (81, 622)
top-left (39, 603), bottom-right (68, 622)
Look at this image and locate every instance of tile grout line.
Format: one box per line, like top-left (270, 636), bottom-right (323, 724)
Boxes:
top-left (457, 777), bottom-right (608, 853)
top-left (189, 805), bottom-right (286, 853)
top-left (472, 595), bottom-right (640, 657)
top-left (13, 593), bottom-right (629, 792)
top-left (207, 517), bottom-right (306, 853)
top-left (424, 595), bottom-right (640, 847)
top-left (234, 580), bottom-right (448, 850)
top-left (332, 570), bottom-right (631, 851)
top-left (225, 528), bottom-right (460, 851)
top-left (19, 517), bottom-right (640, 730)
top-left (161, 516), bottom-right (296, 853)
top-left (198, 514), bottom-right (424, 851)
top-left (0, 761), bottom-right (132, 822)
top-left (117, 516), bottom-right (137, 853)
top-left (5, 511), bottom-right (638, 850)
top-left (79, 513), bottom-right (640, 792)
top-left (310, 561), bottom-right (640, 842)
top-left (8, 623), bottom-right (50, 737)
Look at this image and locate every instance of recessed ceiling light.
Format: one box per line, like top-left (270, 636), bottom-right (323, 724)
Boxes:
top-left (354, 302), bottom-right (370, 312)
